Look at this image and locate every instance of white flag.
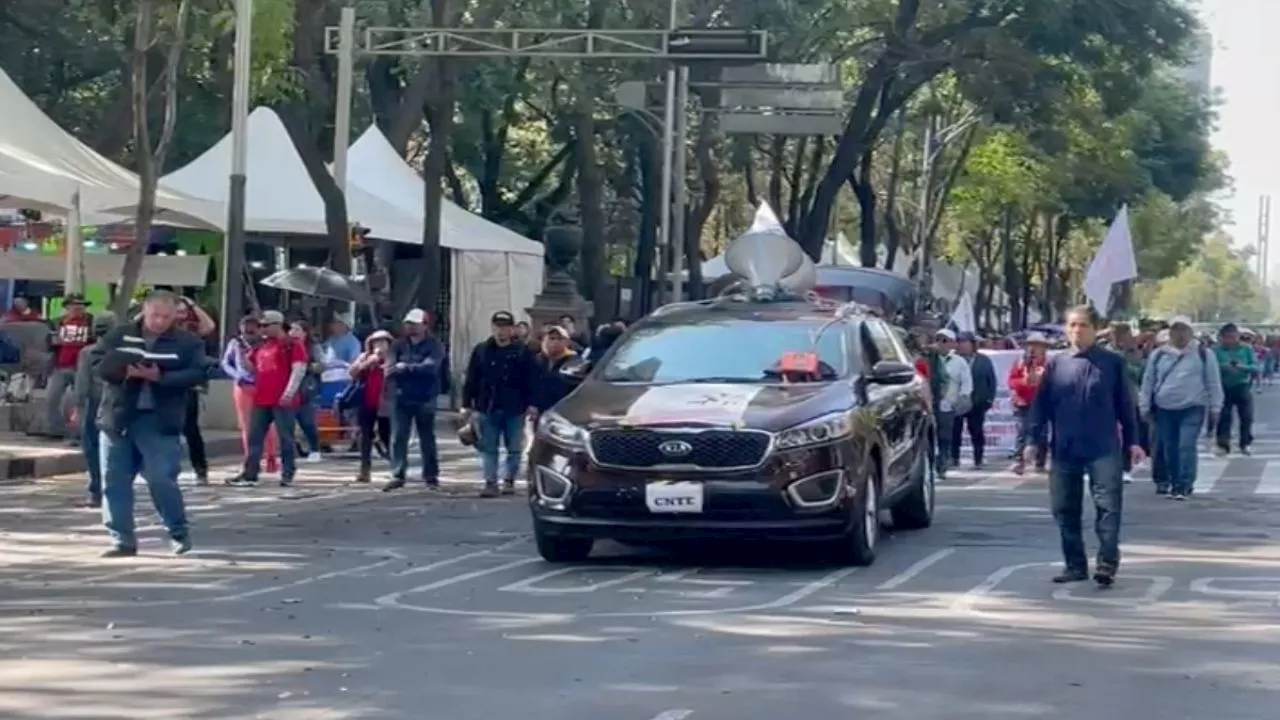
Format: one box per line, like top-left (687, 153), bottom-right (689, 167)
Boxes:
top-left (1083, 205), bottom-right (1138, 315)
top-left (951, 291), bottom-right (977, 333)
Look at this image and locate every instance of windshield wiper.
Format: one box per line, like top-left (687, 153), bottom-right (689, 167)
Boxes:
top-left (661, 376), bottom-right (759, 384)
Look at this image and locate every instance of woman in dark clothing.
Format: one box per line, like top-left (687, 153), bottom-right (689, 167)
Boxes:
top-left (289, 320), bottom-right (325, 460)
top-left (348, 330), bottom-right (394, 482)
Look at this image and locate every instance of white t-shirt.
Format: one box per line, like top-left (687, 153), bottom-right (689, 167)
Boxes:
top-left (939, 351), bottom-right (973, 413)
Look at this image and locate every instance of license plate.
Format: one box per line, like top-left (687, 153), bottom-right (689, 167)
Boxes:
top-left (645, 481), bottom-right (704, 514)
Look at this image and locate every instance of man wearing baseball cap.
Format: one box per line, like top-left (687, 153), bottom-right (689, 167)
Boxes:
top-left (226, 310), bottom-right (307, 488)
top-left (382, 308), bottom-right (448, 491)
top-left (462, 310), bottom-right (538, 497)
top-left (931, 329), bottom-right (973, 478)
top-left (1213, 322), bottom-right (1256, 456)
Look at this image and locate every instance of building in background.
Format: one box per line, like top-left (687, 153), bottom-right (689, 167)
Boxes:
top-left (1177, 29), bottom-right (1214, 96)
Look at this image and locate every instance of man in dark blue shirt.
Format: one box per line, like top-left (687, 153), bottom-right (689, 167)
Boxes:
top-left (1027, 305), bottom-right (1144, 587)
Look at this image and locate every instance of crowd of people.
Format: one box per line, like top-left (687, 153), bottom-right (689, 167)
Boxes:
top-left (908, 308), bottom-right (1267, 588)
top-left (0, 289), bottom-right (632, 556)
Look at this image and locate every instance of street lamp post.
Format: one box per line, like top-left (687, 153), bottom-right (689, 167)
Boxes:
top-left (220, 0), bottom-right (253, 341)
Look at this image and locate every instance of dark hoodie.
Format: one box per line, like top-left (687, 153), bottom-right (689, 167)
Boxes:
top-left (462, 336), bottom-right (537, 415)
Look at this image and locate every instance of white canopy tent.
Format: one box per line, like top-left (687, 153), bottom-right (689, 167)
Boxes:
top-left (346, 125), bottom-right (544, 373)
top-left (0, 67), bottom-right (221, 228)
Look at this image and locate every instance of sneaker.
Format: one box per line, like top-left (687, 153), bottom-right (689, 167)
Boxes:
top-left (194, 471), bottom-right (209, 486)
top-left (83, 496), bottom-right (102, 509)
top-left (479, 484), bottom-right (501, 498)
top-left (170, 536), bottom-right (193, 555)
top-left (1093, 567), bottom-right (1116, 587)
top-left (302, 452), bottom-right (323, 464)
top-left (381, 477), bottom-right (407, 492)
top-left (1009, 461), bottom-right (1025, 476)
top-left (279, 476), bottom-right (294, 488)
top-left (1240, 446), bottom-right (1252, 457)
top-left (1052, 569), bottom-right (1088, 584)
top-left (101, 546), bottom-right (138, 558)
top-left (1214, 446), bottom-right (1228, 458)
top-left (501, 479), bottom-right (516, 496)
top-left (1170, 490), bottom-right (1187, 501)
top-left (1122, 473), bottom-right (1133, 484)
top-left (355, 467), bottom-right (372, 483)
top-left (424, 479), bottom-right (441, 491)
top-left (224, 474), bottom-right (259, 488)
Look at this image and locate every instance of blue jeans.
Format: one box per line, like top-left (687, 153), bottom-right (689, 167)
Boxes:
top-left (295, 400), bottom-right (320, 453)
top-left (244, 406), bottom-right (297, 479)
top-left (1154, 406), bottom-right (1206, 493)
top-left (390, 403), bottom-right (439, 482)
top-left (934, 410), bottom-right (954, 475)
top-left (478, 411), bottom-right (525, 485)
top-left (100, 412), bottom-right (188, 549)
top-left (1049, 451), bottom-right (1124, 573)
top-left (81, 396), bottom-right (102, 501)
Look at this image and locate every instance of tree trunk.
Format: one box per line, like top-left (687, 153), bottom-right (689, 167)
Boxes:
top-left (115, 0), bottom-right (190, 316)
top-left (881, 109), bottom-right (908, 270)
top-left (418, 0), bottom-right (454, 315)
top-left (850, 149), bottom-right (876, 267)
top-left (574, 108), bottom-right (607, 308)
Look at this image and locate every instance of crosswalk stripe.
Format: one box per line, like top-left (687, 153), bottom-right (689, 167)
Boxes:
top-left (1256, 462), bottom-right (1280, 494)
top-left (1194, 459), bottom-right (1228, 493)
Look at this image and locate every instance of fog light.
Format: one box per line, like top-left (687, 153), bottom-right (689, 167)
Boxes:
top-left (535, 466), bottom-right (573, 503)
top-left (786, 470), bottom-right (843, 508)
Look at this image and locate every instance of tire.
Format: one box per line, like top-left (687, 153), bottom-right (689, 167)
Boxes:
top-left (534, 526), bottom-right (594, 563)
top-left (892, 443), bottom-right (936, 530)
top-left (831, 467), bottom-right (880, 566)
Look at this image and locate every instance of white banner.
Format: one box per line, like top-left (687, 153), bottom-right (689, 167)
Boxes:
top-left (958, 349), bottom-right (1027, 454)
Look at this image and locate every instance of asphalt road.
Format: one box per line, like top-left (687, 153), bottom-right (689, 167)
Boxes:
top-left (2, 393), bottom-right (1279, 720)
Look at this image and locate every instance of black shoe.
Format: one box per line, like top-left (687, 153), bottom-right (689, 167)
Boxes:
top-left (170, 536), bottom-right (192, 555)
top-left (1240, 446), bottom-right (1252, 456)
top-left (224, 473), bottom-right (259, 487)
top-left (424, 479), bottom-right (441, 492)
top-left (382, 478), bottom-right (407, 492)
top-left (101, 546), bottom-right (138, 558)
top-left (194, 471), bottom-right (209, 486)
top-left (1155, 483), bottom-right (1170, 495)
top-left (279, 476), bottom-right (294, 488)
top-left (1093, 567), bottom-right (1116, 587)
top-left (500, 479), bottom-right (516, 496)
top-left (1170, 490), bottom-right (1187, 501)
top-left (1052, 569), bottom-right (1089, 584)
top-left (83, 496), bottom-right (102, 509)
top-left (355, 467), bottom-right (372, 483)
top-left (479, 484), bottom-right (501, 498)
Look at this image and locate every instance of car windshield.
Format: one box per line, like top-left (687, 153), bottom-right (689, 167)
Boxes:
top-left (597, 320), bottom-right (850, 383)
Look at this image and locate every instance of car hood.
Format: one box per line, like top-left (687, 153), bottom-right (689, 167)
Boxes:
top-left (556, 380), bottom-right (849, 433)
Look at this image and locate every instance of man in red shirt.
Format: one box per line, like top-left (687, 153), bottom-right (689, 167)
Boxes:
top-left (46, 293), bottom-right (94, 440)
top-left (2, 296), bottom-right (42, 323)
top-left (226, 310), bottom-right (307, 487)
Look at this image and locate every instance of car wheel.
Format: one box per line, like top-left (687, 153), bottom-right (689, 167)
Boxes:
top-left (534, 526), bottom-right (594, 563)
top-left (892, 445), bottom-right (936, 530)
top-left (832, 467), bottom-right (879, 566)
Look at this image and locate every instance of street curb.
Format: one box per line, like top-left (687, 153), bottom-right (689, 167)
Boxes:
top-left (0, 435), bottom-right (244, 485)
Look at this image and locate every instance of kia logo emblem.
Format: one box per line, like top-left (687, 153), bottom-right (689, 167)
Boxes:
top-left (658, 440), bottom-right (694, 457)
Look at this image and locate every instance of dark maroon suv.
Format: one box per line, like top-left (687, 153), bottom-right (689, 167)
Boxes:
top-left (526, 297), bottom-right (937, 566)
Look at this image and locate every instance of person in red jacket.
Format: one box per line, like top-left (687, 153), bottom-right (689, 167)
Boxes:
top-left (1009, 332), bottom-right (1050, 473)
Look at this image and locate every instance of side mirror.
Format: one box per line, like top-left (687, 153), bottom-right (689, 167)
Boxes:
top-left (559, 360), bottom-right (592, 386)
top-left (868, 360), bottom-right (916, 385)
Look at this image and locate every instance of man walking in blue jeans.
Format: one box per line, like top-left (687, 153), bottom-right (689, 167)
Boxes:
top-left (382, 308), bottom-right (448, 492)
top-left (1138, 316), bottom-right (1222, 500)
top-left (462, 311), bottom-right (538, 498)
top-left (89, 291), bottom-right (208, 557)
top-left (1027, 305), bottom-right (1144, 587)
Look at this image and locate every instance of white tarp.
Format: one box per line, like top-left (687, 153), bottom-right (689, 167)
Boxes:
top-left (0, 252), bottom-right (210, 286)
top-left (0, 68), bottom-right (221, 228)
top-left (159, 107), bottom-right (423, 242)
top-left (449, 250), bottom-right (545, 375)
top-left (347, 126), bottom-right (544, 256)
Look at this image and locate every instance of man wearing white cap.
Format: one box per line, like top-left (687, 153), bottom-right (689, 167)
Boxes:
top-left (382, 308), bottom-right (448, 491)
top-left (1139, 315), bottom-right (1222, 499)
top-left (931, 329), bottom-right (973, 478)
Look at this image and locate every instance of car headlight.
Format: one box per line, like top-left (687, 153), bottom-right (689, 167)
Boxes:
top-left (537, 411), bottom-right (585, 448)
top-left (775, 412), bottom-right (852, 450)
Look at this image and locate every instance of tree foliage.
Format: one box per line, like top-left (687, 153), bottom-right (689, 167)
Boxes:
top-left (1142, 235), bottom-right (1271, 323)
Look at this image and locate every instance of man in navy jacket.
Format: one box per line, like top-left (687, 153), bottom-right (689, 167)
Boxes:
top-left (1027, 305), bottom-right (1143, 588)
top-left (382, 308), bottom-right (449, 492)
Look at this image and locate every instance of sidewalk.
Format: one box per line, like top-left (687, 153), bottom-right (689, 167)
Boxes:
top-left (0, 411), bottom-right (464, 483)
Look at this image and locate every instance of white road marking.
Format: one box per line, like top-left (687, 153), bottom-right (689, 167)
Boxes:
top-left (391, 536), bottom-right (530, 577)
top-left (1189, 577), bottom-right (1280, 600)
top-left (1194, 459), bottom-right (1228, 493)
top-left (1050, 575), bottom-right (1174, 607)
top-left (499, 566), bottom-right (655, 594)
top-left (875, 548), bottom-right (955, 590)
top-left (1256, 462), bottom-right (1280, 494)
top-left (374, 557), bottom-right (544, 607)
top-left (649, 711), bottom-right (694, 720)
top-left (950, 561), bottom-right (1053, 614)
top-left (956, 472), bottom-right (1033, 490)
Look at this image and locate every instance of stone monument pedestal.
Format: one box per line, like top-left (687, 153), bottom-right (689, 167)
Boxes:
top-left (526, 224), bottom-right (593, 333)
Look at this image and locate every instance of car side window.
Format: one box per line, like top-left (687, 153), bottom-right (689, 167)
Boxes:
top-left (865, 320), bottom-right (907, 365)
